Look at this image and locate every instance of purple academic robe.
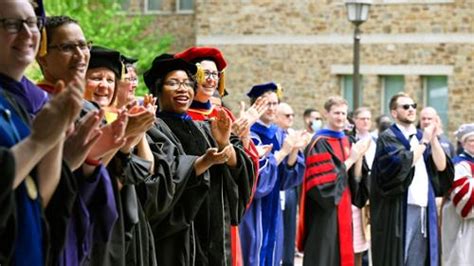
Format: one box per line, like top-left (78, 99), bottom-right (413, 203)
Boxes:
top-left (239, 123), bottom-right (305, 266)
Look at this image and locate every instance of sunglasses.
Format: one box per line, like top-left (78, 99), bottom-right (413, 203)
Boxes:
top-left (399, 103), bottom-right (417, 110)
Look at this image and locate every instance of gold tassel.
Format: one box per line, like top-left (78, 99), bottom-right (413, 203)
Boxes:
top-left (38, 28), bottom-right (47, 57)
top-left (195, 63), bottom-right (205, 84)
top-left (218, 71), bottom-right (225, 96)
top-left (120, 61), bottom-right (126, 81)
top-left (276, 83), bottom-right (283, 99)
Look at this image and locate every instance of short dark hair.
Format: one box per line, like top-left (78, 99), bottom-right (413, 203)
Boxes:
top-left (389, 92), bottom-right (410, 111)
top-left (45, 16), bottom-right (79, 45)
top-left (303, 108), bottom-right (317, 118)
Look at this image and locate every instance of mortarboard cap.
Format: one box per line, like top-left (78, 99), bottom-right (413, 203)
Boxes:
top-left (121, 55), bottom-right (138, 65)
top-left (247, 82), bottom-right (282, 99)
top-left (143, 53), bottom-right (197, 92)
top-left (88, 46), bottom-right (124, 80)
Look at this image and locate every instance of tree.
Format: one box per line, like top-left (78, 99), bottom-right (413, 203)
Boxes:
top-left (28, 0), bottom-right (172, 96)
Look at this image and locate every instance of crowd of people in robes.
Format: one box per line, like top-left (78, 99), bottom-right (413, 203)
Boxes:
top-left (1, 1), bottom-right (473, 266)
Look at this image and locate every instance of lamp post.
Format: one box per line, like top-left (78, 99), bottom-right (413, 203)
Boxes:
top-left (345, 0), bottom-right (372, 110)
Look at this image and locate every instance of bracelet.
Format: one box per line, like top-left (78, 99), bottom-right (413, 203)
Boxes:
top-left (85, 158), bottom-right (101, 166)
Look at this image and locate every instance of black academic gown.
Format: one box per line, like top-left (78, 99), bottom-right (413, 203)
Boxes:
top-left (370, 125), bottom-right (454, 266)
top-left (298, 130), bottom-right (369, 266)
top-left (144, 116), bottom-right (254, 266)
top-left (89, 151), bottom-right (155, 266)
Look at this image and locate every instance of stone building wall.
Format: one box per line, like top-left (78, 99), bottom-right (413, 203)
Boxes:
top-left (191, 0), bottom-right (474, 136)
top-left (131, 0), bottom-right (473, 136)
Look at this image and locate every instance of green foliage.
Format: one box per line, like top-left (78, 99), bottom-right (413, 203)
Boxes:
top-left (34, 0), bottom-right (172, 96)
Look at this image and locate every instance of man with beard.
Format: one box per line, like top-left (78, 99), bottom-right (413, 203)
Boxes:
top-left (370, 92), bottom-right (454, 266)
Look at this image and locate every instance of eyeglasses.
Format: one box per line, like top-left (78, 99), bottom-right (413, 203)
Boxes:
top-left (399, 103), bottom-right (417, 110)
top-left (284, 113), bottom-right (295, 118)
top-left (48, 41), bottom-right (92, 54)
top-left (163, 80), bottom-right (195, 90)
top-left (204, 70), bottom-right (219, 80)
top-left (0, 16), bottom-right (45, 34)
top-left (124, 77), bottom-right (138, 84)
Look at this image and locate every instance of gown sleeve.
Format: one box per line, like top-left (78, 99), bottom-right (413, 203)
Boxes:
top-left (449, 161), bottom-right (472, 219)
top-left (348, 157), bottom-right (370, 208)
top-left (303, 139), bottom-right (349, 210)
top-left (143, 123), bottom-right (210, 238)
top-left (219, 134), bottom-right (255, 225)
top-left (427, 150), bottom-right (454, 197)
top-left (0, 148), bottom-right (16, 264)
top-left (371, 133), bottom-right (415, 197)
top-left (250, 132), bottom-right (279, 199)
top-left (44, 162), bottom-right (78, 264)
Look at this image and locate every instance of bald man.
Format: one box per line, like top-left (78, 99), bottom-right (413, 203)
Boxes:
top-left (420, 107), bottom-right (456, 158)
top-left (276, 102), bottom-right (295, 132)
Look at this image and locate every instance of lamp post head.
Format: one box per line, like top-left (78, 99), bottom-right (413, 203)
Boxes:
top-left (345, 0), bottom-right (372, 26)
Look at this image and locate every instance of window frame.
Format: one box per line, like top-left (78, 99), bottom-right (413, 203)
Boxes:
top-left (176, 0), bottom-right (194, 13)
top-left (423, 75), bottom-right (449, 130)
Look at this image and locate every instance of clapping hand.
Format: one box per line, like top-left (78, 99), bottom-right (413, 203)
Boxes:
top-left (211, 109), bottom-right (232, 149)
top-left (422, 124), bottom-right (436, 144)
top-left (87, 110), bottom-right (128, 160)
top-left (349, 137), bottom-right (371, 162)
top-left (240, 97), bottom-right (269, 126)
top-left (30, 76), bottom-right (84, 148)
top-left (63, 110), bottom-right (104, 170)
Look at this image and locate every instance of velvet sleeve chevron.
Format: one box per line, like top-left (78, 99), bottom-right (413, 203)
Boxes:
top-left (449, 161), bottom-right (474, 219)
top-left (303, 139), bottom-right (348, 209)
top-left (371, 133), bottom-right (415, 197)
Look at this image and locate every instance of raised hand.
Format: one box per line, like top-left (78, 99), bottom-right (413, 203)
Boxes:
top-left (30, 77), bottom-right (84, 148)
top-left (194, 146), bottom-right (235, 175)
top-left (63, 110), bottom-right (103, 170)
top-left (87, 110), bottom-right (128, 160)
top-left (240, 96), bottom-right (269, 126)
top-left (124, 108), bottom-right (156, 138)
top-left (211, 109), bottom-right (232, 149)
top-left (422, 124), bottom-right (436, 144)
top-left (231, 117), bottom-right (250, 138)
top-left (349, 137), bottom-right (372, 162)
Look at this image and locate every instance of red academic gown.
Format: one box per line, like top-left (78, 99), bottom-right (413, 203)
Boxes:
top-left (297, 129), bottom-right (369, 266)
top-left (188, 102), bottom-right (259, 266)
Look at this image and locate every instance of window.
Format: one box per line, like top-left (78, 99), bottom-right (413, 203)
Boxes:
top-left (147, 0), bottom-right (162, 11)
top-left (382, 75), bottom-right (404, 116)
top-left (341, 75), bottom-right (363, 112)
top-left (425, 76), bottom-right (448, 130)
top-left (177, 0), bottom-right (193, 11)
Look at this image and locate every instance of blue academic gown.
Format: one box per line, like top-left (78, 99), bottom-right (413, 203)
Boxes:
top-left (240, 122), bottom-right (305, 266)
top-left (370, 124), bottom-right (454, 266)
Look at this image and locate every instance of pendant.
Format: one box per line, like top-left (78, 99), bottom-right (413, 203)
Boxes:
top-left (25, 175), bottom-right (38, 200)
